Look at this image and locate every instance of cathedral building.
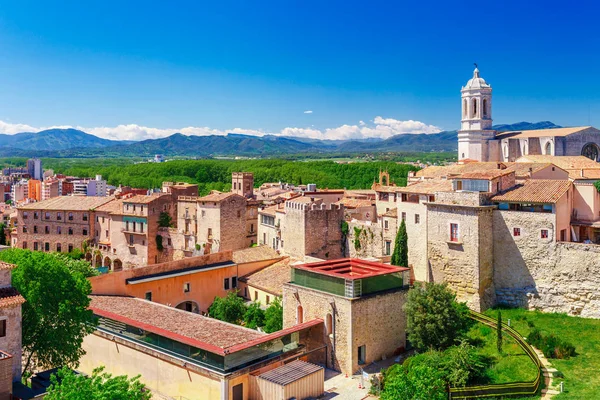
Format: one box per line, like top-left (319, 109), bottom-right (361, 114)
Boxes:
top-left (458, 67), bottom-right (600, 162)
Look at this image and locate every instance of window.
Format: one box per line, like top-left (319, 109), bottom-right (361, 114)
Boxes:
top-left (129, 234), bottom-right (134, 246)
top-left (45, 226), bottom-right (49, 234)
top-left (384, 220), bottom-right (389, 230)
top-left (44, 242), bottom-right (50, 251)
top-left (34, 242), bottom-right (38, 251)
top-left (541, 229), bottom-right (549, 239)
top-left (83, 213), bottom-right (88, 221)
top-left (57, 243), bottom-right (62, 252)
top-left (22, 242), bottom-right (27, 249)
top-left (237, 210), bottom-right (241, 218)
top-left (68, 227), bottom-right (73, 235)
top-left (415, 214), bottom-right (420, 224)
top-left (105, 230), bottom-right (109, 238)
top-left (45, 212), bottom-right (50, 220)
top-left (145, 292), bottom-right (152, 301)
top-left (57, 226), bottom-right (62, 234)
top-left (68, 213), bottom-right (73, 221)
top-left (57, 212), bottom-right (62, 220)
top-left (450, 223), bottom-right (459, 242)
top-left (513, 227), bottom-right (521, 237)
top-left (401, 212), bottom-right (406, 222)
top-left (126, 221), bottom-right (129, 231)
top-left (254, 291), bottom-right (258, 301)
top-left (183, 282), bottom-right (191, 293)
top-left (224, 278), bottom-right (230, 290)
top-left (83, 229), bottom-right (88, 236)
top-left (34, 212), bottom-right (39, 220)
top-left (385, 240), bottom-right (391, 255)
top-left (33, 226), bottom-right (38, 233)
top-left (68, 244), bottom-right (73, 252)
top-left (232, 276), bottom-right (237, 288)
top-left (560, 229), bottom-right (567, 241)
top-left (326, 313), bottom-right (333, 335)
top-left (0, 320), bottom-right (5, 338)
top-left (23, 212), bottom-right (28, 219)
top-left (296, 305), bottom-right (304, 324)
top-left (472, 98), bottom-right (477, 117)
top-left (483, 98), bottom-right (488, 117)
top-left (22, 226), bottom-right (27, 233)
top-left (250, 223), bottom-right (254, 233)
top-left (202, 210), bottom-right (206, 217)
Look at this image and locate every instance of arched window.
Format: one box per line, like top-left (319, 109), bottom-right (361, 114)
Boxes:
top-left (483, 99), bottom-right (488, 117)
top-left (461, 153), bottom-right (465, 159)
top-left (326, 313), bottom-right (333, 335)
top-left (463, 99), bottom-right (467, 117)
top-left (472, 99), bottom-right (477, 118)
top-left (522, 145), bottom-right (527, 155)
top-left (296, 305), bottom-right (304, 324)
top-left (544, 142), bottom-right (552, 155)
top-left (582, 143), bottom-right (599, 161)
top-left (503, 145), bottom-right (508, 158)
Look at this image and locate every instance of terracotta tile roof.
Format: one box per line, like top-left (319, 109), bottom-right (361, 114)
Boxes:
top-left (335, 198), bottom-right (374, 209)
top-left (496, 126), bottom-right (595, 139)
top-left (415, 162), bottom-right (505, 178)
top-left (89, 295), bottom-right (264, 352)
top-left (371, 183), bottom-right (399, 193)
top-left (0, 287), bottom-right (25, 309)
top-left (197, 192), bottom-right (240, 202)
top-left (258, 205), bottom-right (279, 216)
top-left (382, 208), bottom-right (397, 217)
top-left (0, 262), bottom-right (16, 270)
top-left (95, 198), bottom-right (123, 214)
top-left (395, 179), bottom-right (453, 195)
top-left (288, 196), bottom-right (319, 204)
top-left (232, 245), bottom-right (281, 264)
top-left (454, 170), bottom-right (514, 180)
top-left (123, 193), bottom-right (169, 204)
top-left (568, 169), bottom-right (600, 180)
top-left (491, 180), bottom-right (572, 204)
top-left (503, 163), bottom-right (558, 178)
top-left (239, 258), bottom-right (291, 296)
top-left (516, 155), bottom-right (600, 170)
top-left (19, 196), bottom-right (113, 211)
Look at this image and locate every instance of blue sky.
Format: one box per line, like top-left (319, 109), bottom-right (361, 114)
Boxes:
top-left (0, 0), bottom-right (599, 140)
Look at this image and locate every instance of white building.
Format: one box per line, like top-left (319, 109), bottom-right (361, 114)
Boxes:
top-left (26, 158), bottom-right (43, 180)
top-left (72, 175), bottom-right (108, 197)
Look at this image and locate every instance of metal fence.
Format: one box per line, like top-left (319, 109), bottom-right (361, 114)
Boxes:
top-left (448, 310), bottom-right (543, 399)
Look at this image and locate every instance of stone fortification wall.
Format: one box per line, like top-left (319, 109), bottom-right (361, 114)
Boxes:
top-left (346, 220), bottom-right (383, 259)
top-left (396, 200), bottom-right (428, 280)
top-left (493, 210), bottom-right (600, 317)
top-left (304, 204), bottom-right (344, 259)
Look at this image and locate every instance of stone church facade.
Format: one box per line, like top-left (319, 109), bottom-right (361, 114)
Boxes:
top-left (458, 67), bottom-right (600, 163)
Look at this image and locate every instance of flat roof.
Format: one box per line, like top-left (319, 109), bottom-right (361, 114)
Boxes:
top-left (258, 360), bottom-right (323, 386)
top-left (292, 258), bottom-right (409, 280)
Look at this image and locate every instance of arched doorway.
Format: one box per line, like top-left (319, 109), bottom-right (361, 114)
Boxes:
top-left (103, 257), bottom-right (111, 269)
top-left (113, 259), bottom-right (123, 272)
top-left (582, 143), bottom-right (599, 161)
top-left (176, 301), bottom-right (200, 314)
top-left (85, 252), bottom-right (92, 262)
top-left (544, 141), bottom-right (552, 155)
top-left (94, 254), bottom-right (102, 268)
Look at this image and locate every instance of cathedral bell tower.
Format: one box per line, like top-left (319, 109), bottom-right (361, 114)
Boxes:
top-left (457, 66), bottom-right (496, 161)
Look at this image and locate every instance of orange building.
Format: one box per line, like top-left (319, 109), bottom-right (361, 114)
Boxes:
top-left (27, 180), bottom-right (41, 201)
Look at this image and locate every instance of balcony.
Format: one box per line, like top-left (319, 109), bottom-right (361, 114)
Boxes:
top-left (121, 228), bottom-right (146, 235)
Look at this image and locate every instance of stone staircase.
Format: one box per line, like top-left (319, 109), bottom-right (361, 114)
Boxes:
top-left (534, 348), bottom-right (562, 398)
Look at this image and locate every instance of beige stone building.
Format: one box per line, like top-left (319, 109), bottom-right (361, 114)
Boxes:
top-left (0, 262), bottom-right (25, 383)
top-left (283, 258), bottom-right (410, 375)
top-left (196, 192), bottom-right (248, 254)
top-left (15, 196), bottom-right (112, 253)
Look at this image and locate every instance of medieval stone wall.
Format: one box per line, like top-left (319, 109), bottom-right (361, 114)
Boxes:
top-left (396, 199), bottom-right (428, 280)
top-left (0, 305), bottom-right (22, 380)
top-left (304, 204), bottom-right (344, 259)
top-left (346, 220), bottom-right (382, 259)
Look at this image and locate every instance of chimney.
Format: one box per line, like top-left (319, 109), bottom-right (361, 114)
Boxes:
top-left (581, 169), bottom-right (585, 178)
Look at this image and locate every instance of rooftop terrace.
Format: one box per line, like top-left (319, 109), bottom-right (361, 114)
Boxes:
top-left (292, 258), bottom-right (408, 281)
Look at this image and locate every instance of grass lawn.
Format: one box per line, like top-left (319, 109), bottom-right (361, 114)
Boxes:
top-left (466, 322), bottom-right (539, 384)
top-left (484, 308), bottom-right (600, 400)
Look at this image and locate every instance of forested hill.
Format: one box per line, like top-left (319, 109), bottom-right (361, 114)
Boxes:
top-left (44, 159), bottom-right (419, 195)
top-left (0, 121), bottom-right (560, 157)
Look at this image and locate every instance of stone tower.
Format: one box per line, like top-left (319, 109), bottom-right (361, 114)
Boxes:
top-left (457, 66), bottom-right (496, 161)
top-left (231, 172), bottom-right (254, 198)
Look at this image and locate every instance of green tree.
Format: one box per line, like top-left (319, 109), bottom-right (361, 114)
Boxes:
top-left (381, 361), bottom-right (447, 400)
top-left (158, 212), bottom-right (173, 228)
top-left (208, 291), bottom-right (247, 325)
top-left (497, 311), bottom-right (503, 354)
top-left (0, 223), bottom-right (6, 246)
top-left (46, 366), bottom-right (151, 400)
top-left (391, 219), bottom-right (408, 267)
top-left (263, 297), bottom-right (283, 333)
top-left (244, 302), bottom-right (265, 329)
top-left (0, 249), bottom-right (96, 376)
top-left (404, 282), bottom-right (470, 351)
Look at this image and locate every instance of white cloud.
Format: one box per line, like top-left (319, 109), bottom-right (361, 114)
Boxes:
top-left (303, 110), bottom-right (313, 114)
top-left (0, 116), bottom-right (441, 141)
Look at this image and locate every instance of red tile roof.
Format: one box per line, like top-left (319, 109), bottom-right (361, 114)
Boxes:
top-left (239, 258), bottom-right (291, 296)
top-left (491, 180), bottom-right (572, 204)
top-left (0, 287), bottom-right (25, 309)
top-left (197, 192), bottom-right (241, 202)
top-left (395, 179), bottom-right (453, 195)
top-left (292, 258), bottom-right (409, 280)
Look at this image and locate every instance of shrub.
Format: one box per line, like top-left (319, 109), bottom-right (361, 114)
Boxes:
top-left (263, 297), bottom-right (283, 333)
top-left (244, 302), bottom-right (265, 329)
top-left (527, 327), bottom-right (576, 359)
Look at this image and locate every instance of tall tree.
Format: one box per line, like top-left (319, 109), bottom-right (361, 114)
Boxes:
top-left (497, 311), bottom-right (503, 354)
top-left (46, 366), bottom-right (151, 400)
top-left (0, 249), bottom-right (96, 376)
top-left (208, 291), bottom-right (247, 325)
top-left (264, 297), bottom-right (283, 333)
top-left (244, 302), bottom-right (265, 329)
top-left (391, 219), bottom-right (408, 267)
top-left (0, 223), bottom-right (6, 246)
top-left (404, 282), bottom-right (470, 351)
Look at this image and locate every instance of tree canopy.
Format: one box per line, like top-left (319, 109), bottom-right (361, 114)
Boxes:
top-left (404, 282), bottom-right (470, 351)
top-left (46, 366), bottom-right (151, 400)
top-left (0, 249), bottom-right (96, 375)
top-left (263, 297), bottom-right (283, 333)
top-left (208, 291), bottom-right (247, 325)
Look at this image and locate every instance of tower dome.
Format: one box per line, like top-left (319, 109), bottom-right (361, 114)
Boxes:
top-left (463, 67), bottom-right (491, 90)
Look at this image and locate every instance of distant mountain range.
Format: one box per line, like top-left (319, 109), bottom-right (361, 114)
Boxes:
top-left (0, 121), bottom-right (561, 158)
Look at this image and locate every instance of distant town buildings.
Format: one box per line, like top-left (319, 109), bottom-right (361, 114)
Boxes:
top-left (26, 158), bottom-right (42, 181)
